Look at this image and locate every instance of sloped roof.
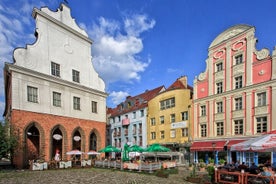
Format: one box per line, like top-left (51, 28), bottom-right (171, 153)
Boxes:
top-left (109, 85), bottom-right (164, 117)
top-left (166, 78), bottom-right (193, 91)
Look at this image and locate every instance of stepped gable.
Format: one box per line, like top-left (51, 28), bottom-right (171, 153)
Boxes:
top-left (110, 86), bottom-right (164, 116)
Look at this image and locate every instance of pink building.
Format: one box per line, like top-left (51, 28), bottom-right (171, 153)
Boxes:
top-left (191, 25), bottom-right (276, 165)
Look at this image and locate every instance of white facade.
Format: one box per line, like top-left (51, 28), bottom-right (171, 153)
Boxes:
top-left (110, 108), bottom-right (148, 149)
top-left (8, 4), bottom-right (107, 121)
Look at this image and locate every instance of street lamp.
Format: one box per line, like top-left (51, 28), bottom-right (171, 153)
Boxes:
top-left (212, 142), bottom-right (216, 165)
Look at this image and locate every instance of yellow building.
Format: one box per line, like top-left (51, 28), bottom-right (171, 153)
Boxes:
top-left (147, 76), bottom-right (193, 151)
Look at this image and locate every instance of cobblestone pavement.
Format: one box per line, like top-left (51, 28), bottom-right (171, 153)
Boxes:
top-left (0, 167), bottom-right (193, 184)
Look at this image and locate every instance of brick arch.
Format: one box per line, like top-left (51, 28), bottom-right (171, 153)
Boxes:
top-left (89, 128), bottom-right (102, 151)
top-left (71, 126), bottom-right (85, 152)
top-left (23, 121), bottom-right (45, 167)
top-left (50, 124), bottom-right (68, 161)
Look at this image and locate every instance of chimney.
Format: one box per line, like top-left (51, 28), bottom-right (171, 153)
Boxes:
top-left (178, 76), bottom-right (187, 88)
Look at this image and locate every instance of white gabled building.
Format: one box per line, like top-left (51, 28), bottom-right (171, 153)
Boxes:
top-left (3, 3), bottom-right (107, 168)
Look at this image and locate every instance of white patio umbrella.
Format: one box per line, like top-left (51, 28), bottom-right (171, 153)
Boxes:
top-left (66, 150), bottom-right (84, 155)
top-left (86, 150), bottom-right (100, 155)
top-left (230, 134), bottom-right (276, 152)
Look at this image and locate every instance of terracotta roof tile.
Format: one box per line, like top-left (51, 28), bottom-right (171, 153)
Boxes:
top-left (109, 85), bottom-right (164, 116)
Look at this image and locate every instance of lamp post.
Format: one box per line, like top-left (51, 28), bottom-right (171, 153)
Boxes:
top-left (212, 142), bottom-right (216, 165)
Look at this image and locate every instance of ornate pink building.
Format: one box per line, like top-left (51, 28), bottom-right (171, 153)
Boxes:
top-left (191, 25), bottom-right (276, 165)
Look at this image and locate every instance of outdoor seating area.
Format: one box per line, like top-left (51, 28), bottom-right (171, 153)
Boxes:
top-left (215, 164), bottom-right (276, 184)
top-left (94, 160), bottom-right (176, 173)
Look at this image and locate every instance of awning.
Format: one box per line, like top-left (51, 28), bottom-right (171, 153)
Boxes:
top-left (226, 140), bottom-right (245, 149)
top-left (190, 140), bottom-right (227, 151)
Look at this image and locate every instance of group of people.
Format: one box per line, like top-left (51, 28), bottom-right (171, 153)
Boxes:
top-left (220, 161), bottom-right (275, 184)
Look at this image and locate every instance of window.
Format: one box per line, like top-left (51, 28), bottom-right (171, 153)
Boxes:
top-left (201, 105), bottom-right (206, 116)
top-left (181, 111), bottom-right (188, 121)
top-left (257, 92), bottom-right (266, 106)
top-left (235, 97), bottom-right (243, 110)
top-left (27, 86), bottom-right (38, 103)
top-left (160, 116), bottom-right (164, 124)
top-left (217, 101), bottom-right (223, 113)
top-left (235, 76), bottom-right (243, 89)
top-left (133, 111), bottom-right (136, 119)
top-left (235, 54), bottom-right (243, 65)
top-left (72, 69), bottom-right (80, 83)
top-left (91, 101), bottom-right (97, 113)
top-left (73, 96), bottom-right (80, 110)
top-left (170, 114), bottom-right (175, 123)
top-left (200, 124), bottom-right (207, 137)
top-left (256, 117), bottom-right (267, 133)
top-left (181, 128), bottom-right (188, 137)
top-left (160, 97), bottom-right (175, 110)
top-left (53, 92), bottom-right (61, 107)
top-left (150, 118), bottom-right (156, 126)
top-left (234, 119), bottom-right (243, 135)
top-left (140, 110), bottom-right (144, 117)
top-left (51, 62), bottom-right (60, 77)
top-left (151, 132), bottom-right (156, 140)
top-left (160, 131), bottom-right (165, 139)
top-left (133, 124), bottom-right (137, 134)
top-left (216, 122), bottom-right (224, 136)
top-left (216, 82), bottom-right (223, 94)
top-left (216, 62), bottom-right (223, 72)
top-left (170, 130), bottom-right (176, 138)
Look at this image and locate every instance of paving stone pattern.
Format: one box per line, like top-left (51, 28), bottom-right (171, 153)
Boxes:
top-left (0, 167), bottom-right (193, 184)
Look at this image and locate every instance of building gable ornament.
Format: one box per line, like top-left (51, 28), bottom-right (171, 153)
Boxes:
top-left (213, 49), bottom-right (225, 59)
top-left (258, 69), bottom-right (265, 76)
top-left (254, 48), bottom-right (269, 60)
top-left (232, 40), bottom-right (245, 51)
top-left (64, 37), bottom-right (73, 54)
top-left (38, 4), bottom-right (88, 37)
top-left (198, 72), bottom-right (206, 81)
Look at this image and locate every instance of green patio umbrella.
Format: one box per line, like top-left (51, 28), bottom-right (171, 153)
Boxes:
top-left (98, 145), bottom-right (121, 153)
top-left (129, 145), bottom-right (145, 153)
top-left (145, 143), bottom-right (171, 162)
top-left (145, 143), bottom-right (171, 152)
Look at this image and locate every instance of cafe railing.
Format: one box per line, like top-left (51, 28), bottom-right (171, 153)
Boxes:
top-left (215, 169), bottom-right (275, 184)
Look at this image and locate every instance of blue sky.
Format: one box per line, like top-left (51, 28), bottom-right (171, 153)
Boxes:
top-left (0, 0), bottom-right (276, 116)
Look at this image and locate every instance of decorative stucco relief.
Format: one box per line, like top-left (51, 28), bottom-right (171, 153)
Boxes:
top-left (258, 69), bottom-right (265, 76)
top-left (64, 37), bottom-right (73, 54)
top-left (199, 116), bottom-right (207, 123)
top-left (213, 49), bottom-right (225, 59)
top-left (254, 48), bottom-right (269, 60)
top-left (215, 113), bottom-right (224, 120)
top-left (215, 71), bottom-right (224, 81)
top-left (232, 110), bottom-right (244, 118)
top-left (232, 40), bottom-right (245, 51)
top-left (254, 106), bottom-right (268, 116)
top-left (233, 63), bottom-right (244, 76)
top-left (198, 72), bottom-right (206, 81)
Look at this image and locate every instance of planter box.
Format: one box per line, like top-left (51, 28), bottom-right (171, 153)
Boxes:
top-left (32, 163), bottom-right (44, 171)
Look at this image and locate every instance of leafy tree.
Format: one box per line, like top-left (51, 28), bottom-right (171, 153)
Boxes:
top-left (0, 120), bottom-right (18, 161)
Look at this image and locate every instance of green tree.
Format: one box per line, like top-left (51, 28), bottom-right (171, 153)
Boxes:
top-left (0, 120), bottom-right (18, 161)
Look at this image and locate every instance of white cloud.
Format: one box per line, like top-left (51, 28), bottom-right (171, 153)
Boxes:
top-left (109, 91), bottom-right (130, 105)
top-left (124, 14), bottom-right (156, 36)
top-left (87, 14), bottom-right (155, 85)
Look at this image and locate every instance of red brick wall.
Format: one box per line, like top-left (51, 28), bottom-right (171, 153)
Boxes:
top-left (10, 109), bottom-right (106, 168)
